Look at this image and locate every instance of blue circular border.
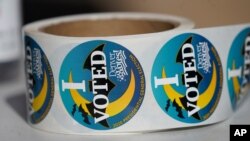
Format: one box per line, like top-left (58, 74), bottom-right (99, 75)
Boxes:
top-left (25, 36), bottom-right (54, 124)
top-left (151, 33), bottom-right (223, 123)
top-left (59, 40), bottom-right (145, 130)
top-left (227, 28), bottom-right (250, 109)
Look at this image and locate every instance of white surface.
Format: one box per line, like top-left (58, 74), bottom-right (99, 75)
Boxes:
top-left (0, 0), bottom-right (21, 62)
top-left (0, 70), bottom-right (250, 141)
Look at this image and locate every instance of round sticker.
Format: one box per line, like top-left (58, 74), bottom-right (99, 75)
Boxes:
top-left (151, 33), bottom-right (223, 123)
top-left (25, 36), bottom-right (54, 124)
top-left (59, 40), bottom-right (145, 130)
top-left (227, 28), bottom-right (250, 109)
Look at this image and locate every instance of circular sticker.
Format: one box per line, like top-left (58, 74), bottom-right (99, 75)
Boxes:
top-left (227, 28), bottom-right (250, 109)
top-left (25, 36), bottom-right (54, 124)
top-left (59, 40), bottom-right (145, 130)
top-left (151, 33), bottom-right (223, 123)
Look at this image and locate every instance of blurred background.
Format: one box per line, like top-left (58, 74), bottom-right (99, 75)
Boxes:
top-left (22, 0), bottom-right (250, 27)
top-left (0, 1), bottom-right (250, 140)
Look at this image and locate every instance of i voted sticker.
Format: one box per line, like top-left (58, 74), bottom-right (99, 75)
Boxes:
top-left (151, 33), bottom-right (223, 123)
top-left (25, 36), bottom-right (54, 124)
top-left (59, 40), bottom-right (145, 130)
top-left (227, 28), bottom-right (250, 109)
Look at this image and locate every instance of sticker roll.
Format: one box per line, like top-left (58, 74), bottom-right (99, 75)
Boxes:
top-left (23, 13), bottom-right (250, 134)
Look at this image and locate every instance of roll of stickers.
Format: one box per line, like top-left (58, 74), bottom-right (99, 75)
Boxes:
top-left (23, 13), bottom-right (250, 134)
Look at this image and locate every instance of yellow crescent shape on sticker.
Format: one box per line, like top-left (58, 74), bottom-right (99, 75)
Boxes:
top-left (162, 68), bottom-right (184, 108)
top-left (69, 70), bottom-right (135, 117)
top-left (197, 62), bottom-right (217, 108)
top-left (69, 72), bottom-right (90, 114)
top-left (162, 62), bottom-right (217, 109)
top-left (32, 71), bottom-right (48, 112)
top-left (232, 60), bottom-right (241, 98)
top-left (106, 70), bottom-right (135, 117)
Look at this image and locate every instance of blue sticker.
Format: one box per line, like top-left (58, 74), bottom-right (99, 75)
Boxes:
top-left (227, 28), bottom-right (250, 109)
top-left (151, 33), bottom-right (223, 123)
top-left (59, 40), bottom-right (145, 130)
top-left (25, 36), bottom-right (54, 124)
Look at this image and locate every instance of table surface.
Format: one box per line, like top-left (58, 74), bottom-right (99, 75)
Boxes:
top-left (0, 71), bottom-right (250, 141)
